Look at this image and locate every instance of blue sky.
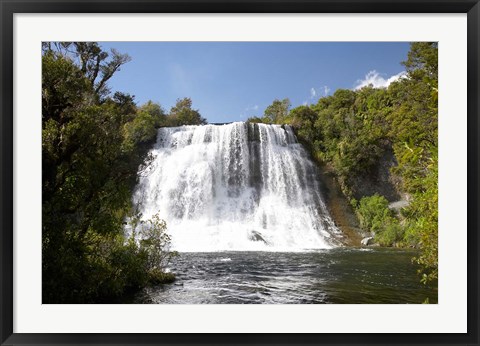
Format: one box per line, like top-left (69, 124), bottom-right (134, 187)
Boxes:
top-left (100, 42), bottom-right (410, 123)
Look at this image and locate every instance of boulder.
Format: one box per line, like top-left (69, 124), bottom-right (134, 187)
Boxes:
top-left (248, 230), bottom-right (269, 245)
top-left (361, 237), bottom-right (374, 246)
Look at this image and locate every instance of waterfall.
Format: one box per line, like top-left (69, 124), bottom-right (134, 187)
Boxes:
top-left (131, 122), bottom-right (342, 251)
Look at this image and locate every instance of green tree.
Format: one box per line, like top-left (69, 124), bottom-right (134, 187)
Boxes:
top-left (111, 92), bottom-right (137, 116)
top-left (354, 195), bottom-right (403, 246)
top-left (246, 116), bottom-right (265, 124)
top-left (42, 43), bottom-right (175, 303)
top-left (287, 105), bottom-right (318, 142)
top-left (388, 42), bottom-right (438, 192)
top-left (403, 42), bottom-right (438, 89)
top-left (278, 42), bottom-right (437, 285)
top-left (167, 97), bottom-right (207, 126)
top-left (355, 194), bottom-right (392, 233)
top-left (42, 42), bottom-right (132, 100)
top-left (264, 98), bottom-right (291, 124)
top-left (42, 50), bottom-right (93, 124)
top-left (122, 101), bottom-right (166, 152)
top-left (138, 212), bottom-right (178, 284)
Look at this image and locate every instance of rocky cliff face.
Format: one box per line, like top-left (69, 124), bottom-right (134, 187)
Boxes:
top-left (291, 127), bottom-right (405, 246)
top-left (314, 163), bottom-right (364, 246)
top-left (347, 149), bottom-right (402, 203)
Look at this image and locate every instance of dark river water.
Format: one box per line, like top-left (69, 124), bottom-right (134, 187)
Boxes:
top-left (133, 247), bottom-right (437, 304)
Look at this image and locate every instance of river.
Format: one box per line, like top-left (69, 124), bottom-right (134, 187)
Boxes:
top-left (133, 248), bottom-right (437, 304)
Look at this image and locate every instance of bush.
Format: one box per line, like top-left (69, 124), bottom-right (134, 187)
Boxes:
top-left (138, 212), bottom-right (179, 274)
top-left (355, 194), bottom-right (404, 246)
top-left (148, 268), bottom-right (176, 285)
top-left (356, 194), bottom-right (392, 232)
top-left (375, 221), bottom-right (404, 247)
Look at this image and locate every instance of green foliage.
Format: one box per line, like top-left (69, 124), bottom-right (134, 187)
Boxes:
top-left (42, 51), bottom-right (93, 123)
top-left (356, 194), bottom-right (392, 232)
top-left (246, 98), bottom-right (292, 125)
top-left (305, 87), bottom-right (390, 186)
top-left (42, 43), bottom-right (176, 303)
top-left (140, 101), bottom-right (166, 126)
top-left (388, 42), bottom-right (438, 195)
top-left (123, 112), bottom-right (157, 149)
top-left (43, 42), bottom-right (132, 99)
top-left (122, 101), bottom-right (166, 151)
top-left (403, 154), bottom-right (438, 283)
top-left (355, 195), bottom-right (404, 247)
top-left (403, 42), bottom-right (438, 88)
top-left (148, 269), bottom-right (176, 285)
top-left (263, 98), bottom-right (291, 124)
top-left (167, 97), bottom-right (207, 126)
top-left (138, 212), bottom-right (179, 274)
top-left (287, 106), bottom-right (318, 143)
top-left (280, 42), bottom-right (438, 283)
top-left (246, 116), bottom-right (265, 124)
top-left (111, 92), bottom-right (137, 115)
top-left (43, 211), bottom-right (176, 303)
top-left (375, 222), bottom-right (405, 247)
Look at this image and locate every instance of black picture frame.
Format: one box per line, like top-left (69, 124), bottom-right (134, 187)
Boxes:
top-left (1, 1), bottom-right (479, 345)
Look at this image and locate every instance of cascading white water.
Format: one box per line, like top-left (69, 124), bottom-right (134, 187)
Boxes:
top-left (131, 122), bottom-right (342, 252)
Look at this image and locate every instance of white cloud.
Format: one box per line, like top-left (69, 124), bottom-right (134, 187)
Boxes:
top-left (310, 86), bottom-right (330, 101)
top-left (323, 86), bottom-right (331, 96)
top-left (242, 105), bottom-right (260, 119)
top-left (354, 70), bottom-right (407, 90)
top-left (245, 104), bottom-right (259, 112)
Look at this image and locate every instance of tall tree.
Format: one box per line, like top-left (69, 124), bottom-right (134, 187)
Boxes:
top-left (42, 43), bottom-right (175, 303)
top-left (168, 97), bottom-right (207, 126)
top-left (264, 98), bottom-right (291, 124)
top-left (42, 42), bottom-right (131, 100)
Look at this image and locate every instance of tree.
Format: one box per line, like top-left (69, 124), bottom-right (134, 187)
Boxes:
top-left (42, 43), bottom-right (175, 303)
top-left (264, 98), bottom-right (291, 124)
top-left (403, 42), bottom-right (438, 88)
top-left (42, 42), bottom-right (131, 101)
top-left (111, 92), bottom-right (137, 116)
top-left (279, 42), bottom-right (438, 288)
top-left (138, 212), bottom-right (178, 281)
top-left (389, 42), bottom-right (438, 193)
top-left (354, 194), bottom-right (403, 246)
top-left (42, 51), bottom-right (93, 124)
top-left (287, 105), bottom-right (318, 142)
top-left (139, 101), bottom-right (166, 127)
top-left (167, 97), bottom-right (207, 126)
top-left (123, 101), bottom-right (166, 151)
top-left (246, 116), bottom-right (265, 123)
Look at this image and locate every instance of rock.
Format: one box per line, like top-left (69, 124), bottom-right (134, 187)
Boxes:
top-left (349, 150), bottom-right (401, 202)
top-left (361, 237), bottom-right (374, 246)
top-left (248, 230), bottom-right (269, 245)
top-left (388, 200), bottom-right (410, 211)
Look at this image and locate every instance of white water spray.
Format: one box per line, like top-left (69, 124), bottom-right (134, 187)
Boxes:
top-left (131, 122), bottom-right (341, 251)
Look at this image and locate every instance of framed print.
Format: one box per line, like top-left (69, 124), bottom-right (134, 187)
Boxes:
top-left (1, 0), bottom-right (479, 345)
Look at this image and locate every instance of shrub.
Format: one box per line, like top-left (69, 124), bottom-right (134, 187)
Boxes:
top-left (356, 194), bottom-right (392, 232)
top-left (138, 212), bottom-right (178, 274)
top-left (375, 221), bottom-right (404, 247)
top-left (355, 194), bottom-right (404, 246)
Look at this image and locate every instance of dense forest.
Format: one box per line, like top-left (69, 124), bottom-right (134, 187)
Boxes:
top-left (249, 42), bottom-right (438, 287)
top-left (42, 43), bottom-right (206, 302)
top-left (42, 42), bottom-right (437, 303)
